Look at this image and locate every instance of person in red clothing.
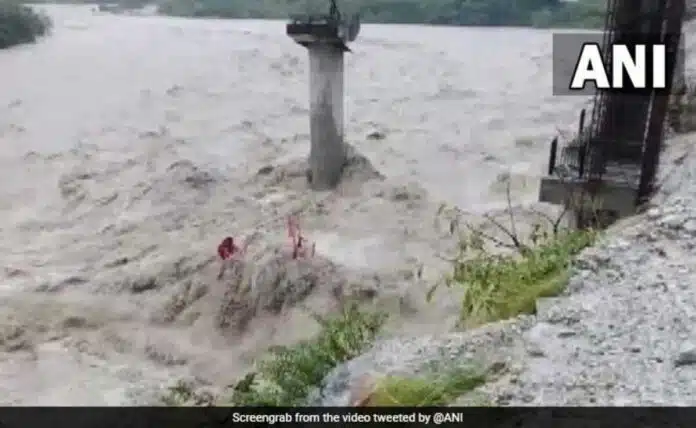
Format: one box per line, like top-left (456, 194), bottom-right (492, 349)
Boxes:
top-left (218, 237), bottom-right (237, 260)
top-left (287, 216), bottom-right (315, 259)
top-left (217, 236), bottom-right (242, 279)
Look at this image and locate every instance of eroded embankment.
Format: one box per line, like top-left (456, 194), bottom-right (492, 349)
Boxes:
top-left (315, 132), bottom-right (696, 406)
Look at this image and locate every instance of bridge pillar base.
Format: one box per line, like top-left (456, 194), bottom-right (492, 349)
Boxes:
top-left (539, 176), bottom-right (637, 229)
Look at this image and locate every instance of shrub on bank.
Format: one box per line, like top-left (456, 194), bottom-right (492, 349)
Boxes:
top-left (227, 302), bottom-right (386, 406)
top-left (0, 3), bottom-right (52, 50)
top-left (430, 201), bottom-right (598, 327)
top-left (162, 302), bottom-right (387, 406)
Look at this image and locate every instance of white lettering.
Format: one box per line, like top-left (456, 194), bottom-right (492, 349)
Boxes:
top-left (570, 44), bottom-right (609, 89)
top-left (569, 43), bottom-right (668, 90)
top-left (652, 44), bottom-right (666, 88)
top-left (612, 44), bottom-right (645, 88)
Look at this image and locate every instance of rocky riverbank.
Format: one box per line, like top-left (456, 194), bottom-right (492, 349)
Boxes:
top-left (314, 131), bottom-right (696, 406)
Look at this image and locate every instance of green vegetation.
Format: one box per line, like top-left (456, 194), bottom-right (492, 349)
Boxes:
top-left (0, 2), bottom-right (51, 49)
top-left (222, 302), bottom-right (385, 406)
top-left (162, 304), bottom-right (493, 407)
top-left (227, 303), bottom-right (385, 406)
top-left (358, 366), bottom-right (487, 406)
top-left (77, 0), bottom-right (609, 29)
top-left (157, 0), bottom-right (607, 28)
top-left (429, 200), bottom-right (597, 328)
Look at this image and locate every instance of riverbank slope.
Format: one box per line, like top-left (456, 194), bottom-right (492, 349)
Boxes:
top-left (314, 129), bottom-right (696, 406)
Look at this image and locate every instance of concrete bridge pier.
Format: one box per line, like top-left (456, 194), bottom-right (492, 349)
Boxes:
top-left (286, 11), bottom-right (360, 190)
top-left (307, 43), bottom-right (347, 190)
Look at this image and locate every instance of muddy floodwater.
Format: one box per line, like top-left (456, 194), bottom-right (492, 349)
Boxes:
top-left (0, 4), bottom-right (591, 404)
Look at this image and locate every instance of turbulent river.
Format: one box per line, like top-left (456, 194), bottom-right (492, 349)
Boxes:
top-left (0, 4), bottom-right (594, 404)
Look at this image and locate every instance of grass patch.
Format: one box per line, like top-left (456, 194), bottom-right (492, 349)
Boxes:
top-left (226, 302), bottom-right (386, 406)
top-left (357, 366), bottom-right (487, 406)
top-left (429, 194), bottom-right (598, 327)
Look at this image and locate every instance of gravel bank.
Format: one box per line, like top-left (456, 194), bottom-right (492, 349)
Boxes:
top-left (317, 132), bottom-right (696, 406)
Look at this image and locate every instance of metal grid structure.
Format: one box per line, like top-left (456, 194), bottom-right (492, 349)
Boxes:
top-left (545, 0), bottom-right (685, 210)
top-left (637, 0), bottom-right (686, 203)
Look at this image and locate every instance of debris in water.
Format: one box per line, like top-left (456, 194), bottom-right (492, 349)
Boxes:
top-left (366, 131), bottom-right (386, 140)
